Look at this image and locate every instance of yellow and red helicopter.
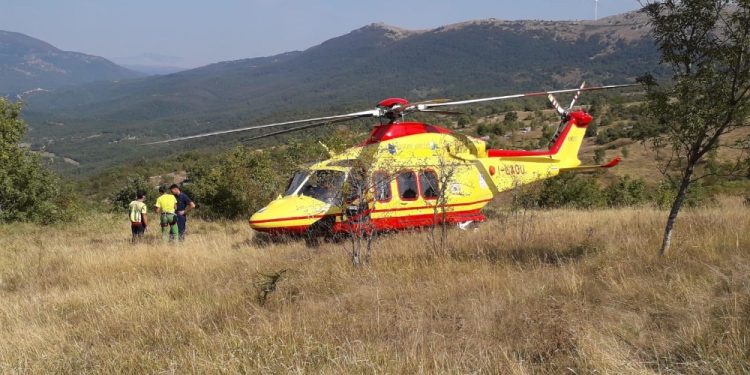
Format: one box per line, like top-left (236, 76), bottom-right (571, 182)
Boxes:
top-left (151, 82), bottom-right (632, 235)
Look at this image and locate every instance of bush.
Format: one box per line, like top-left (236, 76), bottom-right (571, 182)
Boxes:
top-left (189, 146), bottom-right (281, 220)
top-left (594, 149), bottom-right (605, 164)
top-left (0, 98), bottom-right (75, 224)
top-left (585, 120), bottom-right (598, 138)
top-left (522, 174), bottom-right (605, 209)
top-left (111, 177), bottom-right (158, 211)
top-left (652, 180), bottom-right (710, 209)
top-left (519, 174), bottom-right (649, 210)
top-left (604, 175), bottom-right (647, 207)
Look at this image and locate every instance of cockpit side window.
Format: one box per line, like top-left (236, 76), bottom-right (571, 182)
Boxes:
top-left (284, 171), bottom-right (308, 196)
top-left (397, 171), bottom-right (418, 201)
top-left (373, 171), bottom-right (392, 202)
top-left (299, 170), bottom-right (346, 205)
top-left (420, 170), bottom-right (439, 200)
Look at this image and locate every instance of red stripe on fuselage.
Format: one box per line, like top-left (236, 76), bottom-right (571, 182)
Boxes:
top-left (249, 198), bottom-right (493, 232)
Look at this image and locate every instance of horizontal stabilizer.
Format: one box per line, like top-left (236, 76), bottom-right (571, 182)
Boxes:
top-left (559, 156), bottom-right (621, 173)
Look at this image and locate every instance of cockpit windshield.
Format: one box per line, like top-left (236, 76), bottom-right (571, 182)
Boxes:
top-left (296, 170), bottom-right (346, 205)
top-left (284, 171), bottom-right (308, 196)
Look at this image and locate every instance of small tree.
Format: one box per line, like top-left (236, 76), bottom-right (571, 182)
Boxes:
top-left (427, 152), bottom-right (460, 254)
top-left (0, 98), bottom-right (73, 224)
top-left (639, 1), bottom-right (750, 256)
top-left (112, 176), bottom-right (157, 210)
top-left (189, 146), bottom-right (278, 219)
top-left (594, 148), bottom-right (606, 164)
top-left (504, 111), bottom-right (518, 124)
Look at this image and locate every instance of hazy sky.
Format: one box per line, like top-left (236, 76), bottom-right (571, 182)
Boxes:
top-left (2, 0), bottom-right (642, 68)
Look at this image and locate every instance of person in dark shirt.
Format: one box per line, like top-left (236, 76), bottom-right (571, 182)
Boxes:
top-left (170, 184), bottom-right (196, 242)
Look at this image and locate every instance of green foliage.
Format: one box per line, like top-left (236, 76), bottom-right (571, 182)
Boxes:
top-left (539, 124), bottom-right (556, 148)
top-left (596, 126), bottom-right (626, 145)
top-left (188, 147), bottom-right (280, 220)
top-left (520, 174), bottom-right (605, 209)
top-left (111, 177), bottom-right (158, 211)
top-left (584, 120), bottom-right (598, 138)
top-left (457, 115), bottom-right (473, 129)
top-left (0, 98), bottom-right (74, 224)
top-left (652, 180), bottom-right (709, 209)
top-left (604, 176), bottom-right (647, 207)
top-left (519, 174), bottom-right (650, 210)
top-left (22, 19), bottom-right (663, 174)
top-left (594, 149), bottom-right (605, 164)
top-left (621, 146), bottom-right (630, 159)
top-left (640, 1), bottom-right (750, 254)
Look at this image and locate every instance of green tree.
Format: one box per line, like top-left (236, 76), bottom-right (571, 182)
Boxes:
top-left (112, 176), bottom-right (157, 210)
top-left (585, 120), bottom-right (599, 138)
top-left (594, 148), bottom-right (606, 164)
top-left (604, 176), bottom-right (647, 207)
top-left (189, 146), bottom-right (279, 219)
top-left (533, 174), bottom-right (605, 209)
top-left (640, 0), bottom-right (750, 256)
top-left (0, 99), bottom-right (73, 224)
top-left (457, 115), bottom-right (473, 129)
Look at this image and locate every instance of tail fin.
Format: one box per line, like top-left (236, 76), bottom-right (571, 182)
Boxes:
top-left (549, 111), bottom-right (591, 168)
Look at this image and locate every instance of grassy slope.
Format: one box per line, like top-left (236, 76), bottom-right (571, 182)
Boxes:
top-left (1, 199), bottom-right (748, 373)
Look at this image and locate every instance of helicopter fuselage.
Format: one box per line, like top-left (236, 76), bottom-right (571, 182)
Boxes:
top-left (249, 111), bottom-right (595, 235)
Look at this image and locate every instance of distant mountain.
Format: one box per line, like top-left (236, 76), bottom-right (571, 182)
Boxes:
top-left (120, 64), bottom-right (187, 75)
top-left (24, 11), bottom-right (662, 173)
top-left (111, 53), bottom-right (191, 75)
top-left (0, 30), bottom-right (141, 95)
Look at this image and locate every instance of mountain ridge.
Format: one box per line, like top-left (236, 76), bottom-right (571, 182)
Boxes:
top-left (22, 11), bottom-right (662, 173)
top-left (0, 30), bottom-right (142, 95)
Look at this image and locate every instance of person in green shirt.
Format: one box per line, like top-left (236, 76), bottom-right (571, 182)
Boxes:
top-left (128, 191), bottom-right (148, 243)
top-left (154, 185), bottom-right (178, 242)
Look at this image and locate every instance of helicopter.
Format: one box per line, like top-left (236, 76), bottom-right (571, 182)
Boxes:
top-left (150, 82), bottom-right (633, 235)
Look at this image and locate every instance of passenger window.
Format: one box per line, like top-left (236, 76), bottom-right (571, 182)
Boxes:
top-left (373, 172), bottom-right (392, 202)
top-left (420, 170), bottom-right (439, 199)
top-left (397, 171), bottom-right (418, 200)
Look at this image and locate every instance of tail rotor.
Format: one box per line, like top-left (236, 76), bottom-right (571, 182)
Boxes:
top-left (547, 81), bottom-right (586, 148)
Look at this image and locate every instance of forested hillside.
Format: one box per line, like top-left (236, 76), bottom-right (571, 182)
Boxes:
top-left (21, 11), bottom-right (663, 173)
top-left (0, 31), bottom-right (140, 95)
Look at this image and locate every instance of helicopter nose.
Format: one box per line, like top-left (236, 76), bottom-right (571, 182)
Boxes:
top-left (248, 195), bottom-right (334, 234)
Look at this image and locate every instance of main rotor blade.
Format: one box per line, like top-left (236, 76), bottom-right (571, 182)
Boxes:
top-left (417, 109), bottom-right (464, 115)
top-left (240, 116), bottom-right (356, 142)
top-left (422, 83), bottom-right (636, 109)
top-left (548, 94), bottom-right (566, 116)
top-left (143, 109), bottom-right (380, 145)
top-left (568, 81), bottom-right (586, 110)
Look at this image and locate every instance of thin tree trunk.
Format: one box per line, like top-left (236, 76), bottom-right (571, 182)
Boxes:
top-left (660, 163), bottom-right (695, 257)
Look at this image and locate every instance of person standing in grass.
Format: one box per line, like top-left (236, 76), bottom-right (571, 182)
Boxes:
top-left (128, 192), bottom-right (148, 243)
top-left (170, 183), bottom-right (195, 242)
top-left (154, 185), bottom-right (178, 242)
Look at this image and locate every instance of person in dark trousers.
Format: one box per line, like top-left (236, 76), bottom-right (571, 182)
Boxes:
top-left (170, 184), bottom-right (195, 241)
top-left (128, 191), bottom-right (148, 243)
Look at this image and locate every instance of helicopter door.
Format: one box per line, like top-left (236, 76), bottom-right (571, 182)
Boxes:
top-left (395, 170), bottom-right (420, 212)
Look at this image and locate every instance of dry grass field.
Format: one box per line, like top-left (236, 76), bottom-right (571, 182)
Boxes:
top-left (1, 198), bottom-right (749, 374)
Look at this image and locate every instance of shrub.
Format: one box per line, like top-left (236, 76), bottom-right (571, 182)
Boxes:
top-left (0, 98), bottom-right (75, 224)
top-left (594, 149), bottom-right (605, 164)
top-left (604, 175), bottom-right (647, 207)
top-left (189, 146), bottom-right (280, 220)
top-left (652, 180), bottom-right (710, 209)
top-left (111, 177), bottom-right (158, 210)
top-left (519, 174), bottom-right (649, 210)
top-left (530, 174), bottom-right (605, 209)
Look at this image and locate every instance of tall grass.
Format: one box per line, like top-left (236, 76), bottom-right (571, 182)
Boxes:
top-left (0, 198), bottom-right (748, 373)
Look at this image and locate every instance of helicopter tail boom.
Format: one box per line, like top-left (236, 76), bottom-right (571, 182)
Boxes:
top-left (485, 110), bottom-right (591, 167)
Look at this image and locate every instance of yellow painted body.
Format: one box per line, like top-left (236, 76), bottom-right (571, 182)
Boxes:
top-left (249, 117), bottom-right (590, 234)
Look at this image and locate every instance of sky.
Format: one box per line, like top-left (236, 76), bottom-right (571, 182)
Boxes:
top-left (1, 0), bottom-right (642, 68)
